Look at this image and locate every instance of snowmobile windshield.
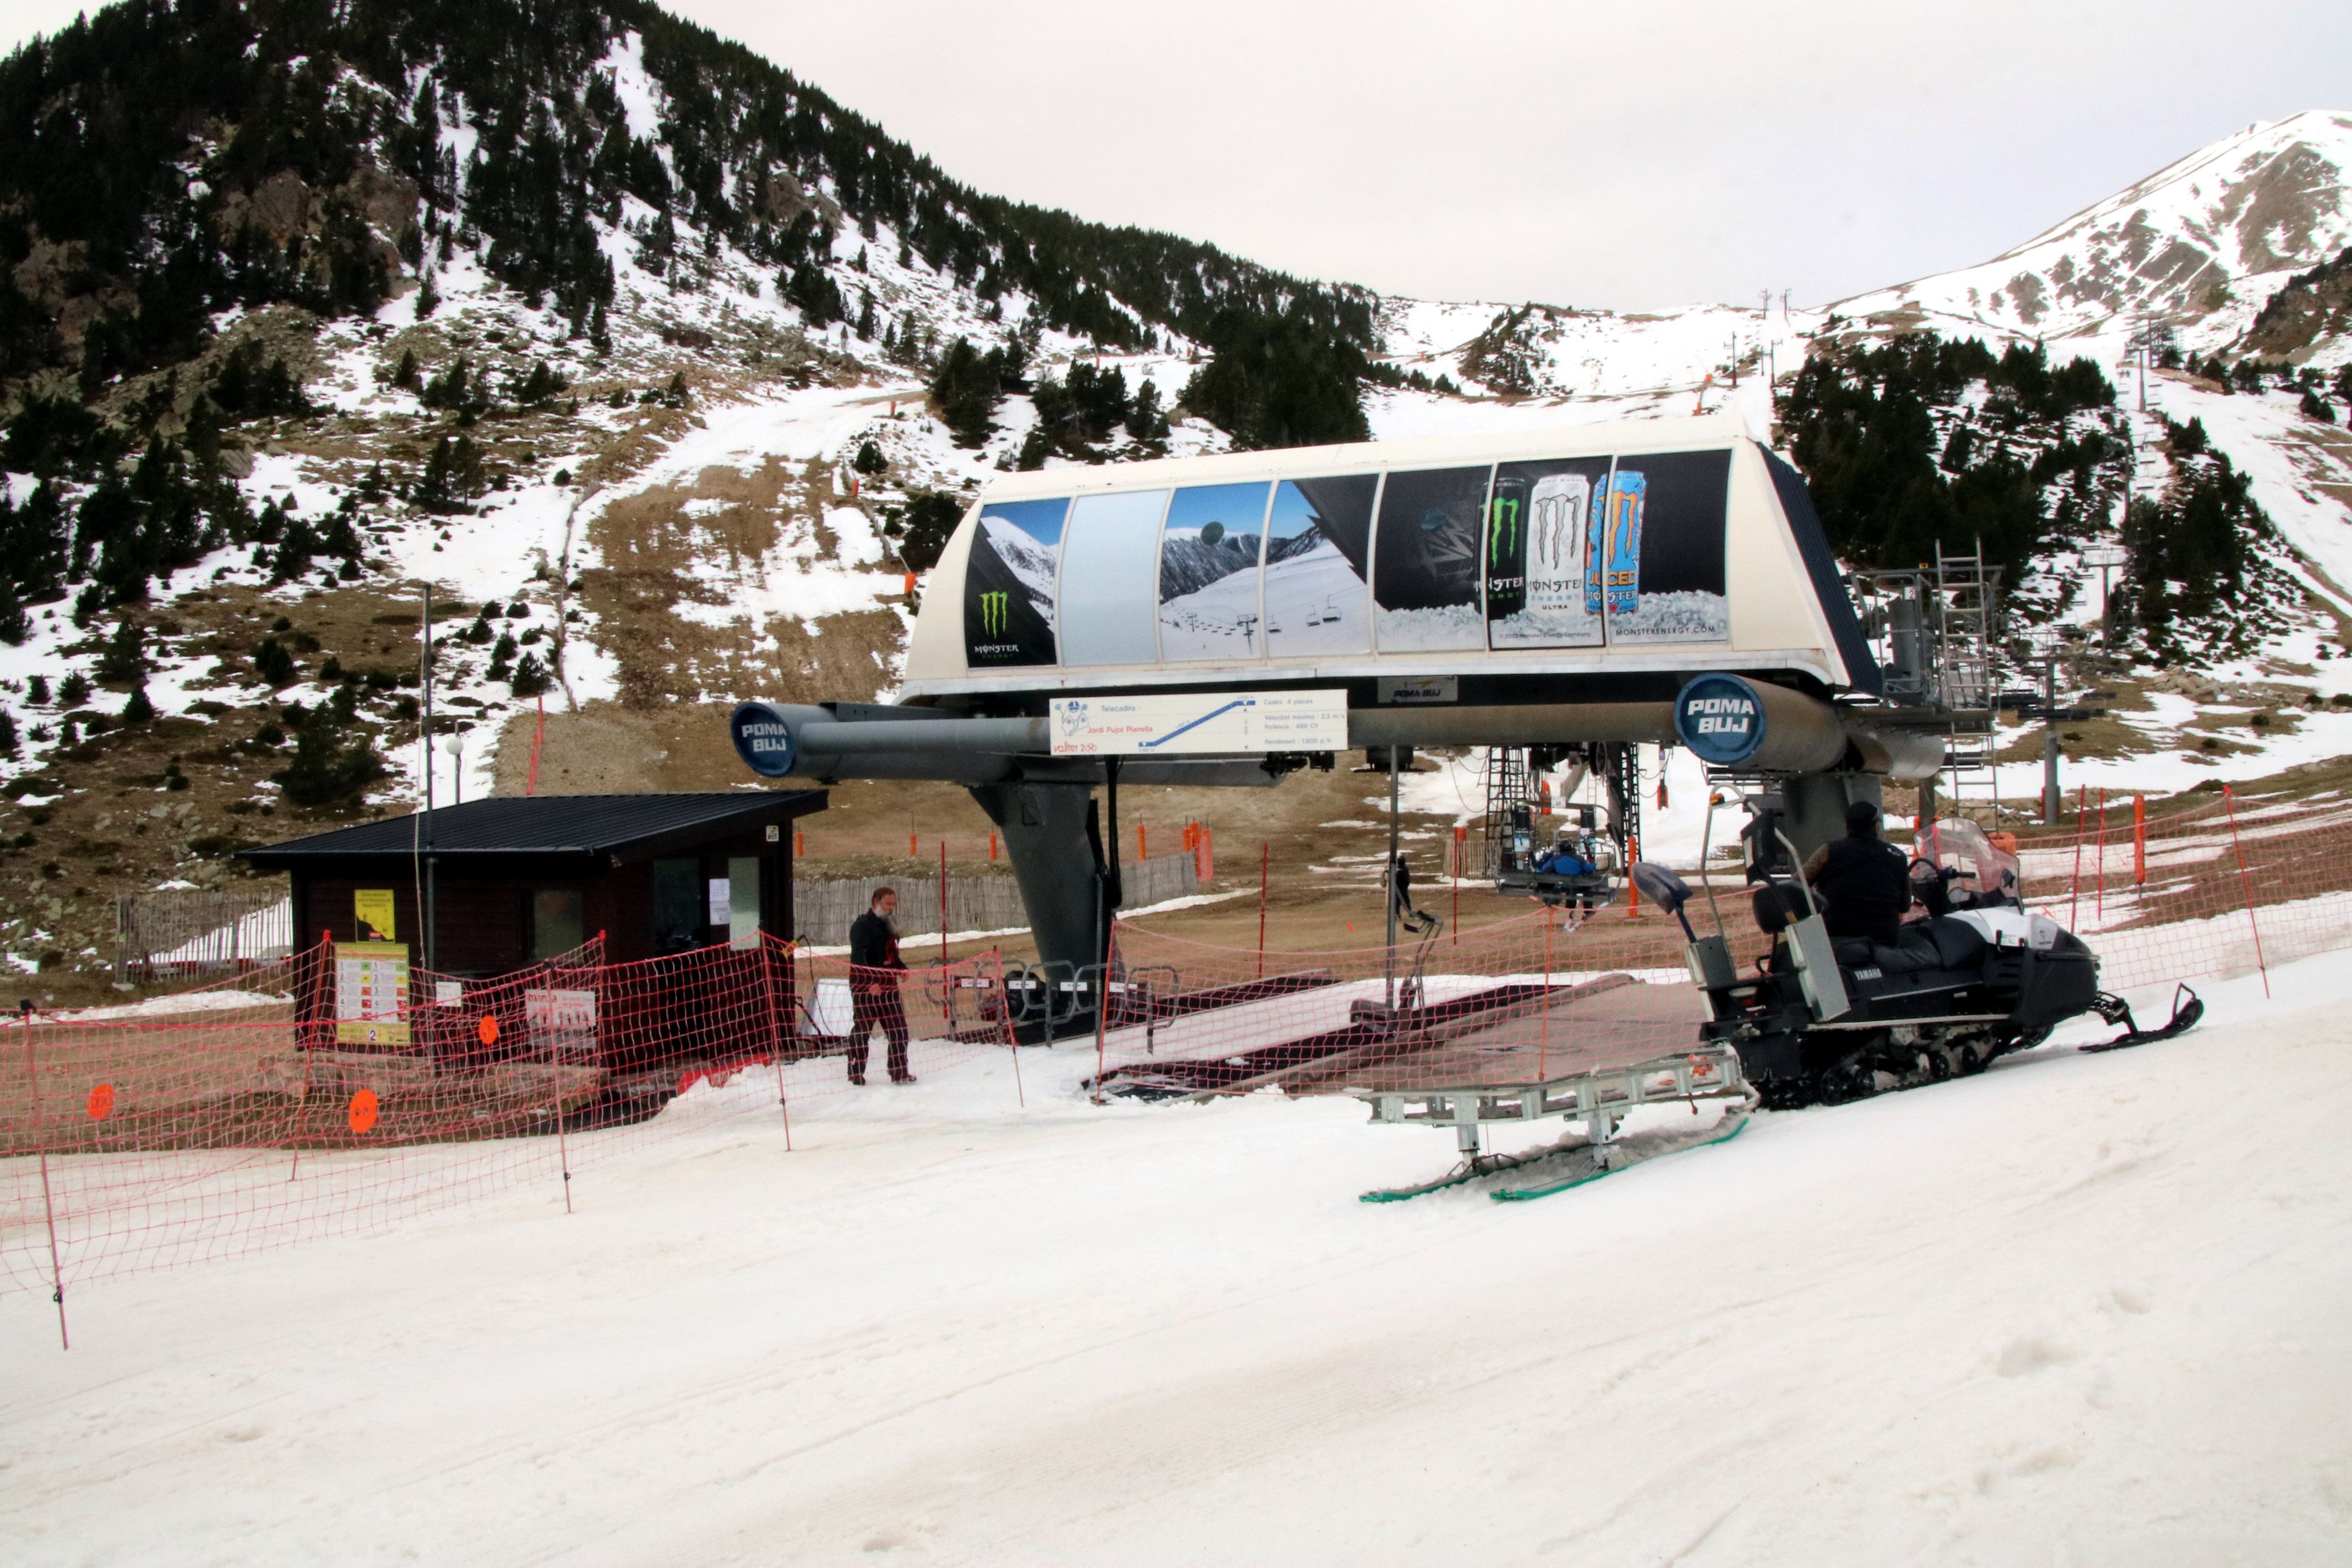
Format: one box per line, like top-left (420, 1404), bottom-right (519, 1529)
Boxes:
top-left (1920, 818), bottom-right (2021, 905)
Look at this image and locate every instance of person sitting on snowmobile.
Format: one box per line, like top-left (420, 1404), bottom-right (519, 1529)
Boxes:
top-left (1803, 800), bottom-right (1914, 945)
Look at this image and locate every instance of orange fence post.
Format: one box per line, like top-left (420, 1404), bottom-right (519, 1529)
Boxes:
top-left (2095, 787), bottom-right (2108, 922)
top-left (760, 937), bottom-right (794, 1152)
top-left (1137, 823), bottom-right (1147, 862)
top-left (2221, 783), bottom-right (2271, 999)
top-left (991, 948), bottom-right (1023, 1109)
top-left (1626, 832), bottom-right (1642, 920)
top-left (20, 1004), bottom-right (69, 1349)
top-left (908, 831), bottom-right (917, 858)
top-left (795, 829), bottom-right (805, 857)
top-left (2133, 795), bottom-right (2145, 887)
top-left (939, 840), bottom-right (949, 963)
top-left (2069, 784), bottom-right (2088, 929)
top-left (988, 831), bottom-right (998, 862)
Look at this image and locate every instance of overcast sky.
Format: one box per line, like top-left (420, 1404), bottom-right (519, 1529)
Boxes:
top-left (4, 0), bottom-right (2346, 309)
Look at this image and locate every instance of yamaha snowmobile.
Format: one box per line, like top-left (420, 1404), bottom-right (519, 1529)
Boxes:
top-left (1631, 803), bottom-right (2201, 1110)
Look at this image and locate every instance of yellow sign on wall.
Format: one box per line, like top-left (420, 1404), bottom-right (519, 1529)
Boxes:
top-left (354, 888), bottom-right (398, 941)
top-left (334, 940), bottom-right (411, 1046)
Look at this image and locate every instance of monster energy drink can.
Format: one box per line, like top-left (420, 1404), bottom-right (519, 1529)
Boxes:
top-left (1599, 469), bottom-right (1646, 619)
top-left (1528, 472), bottom-right (1589, 616)
top-left (1484, 472), bottom-right (1528, 619)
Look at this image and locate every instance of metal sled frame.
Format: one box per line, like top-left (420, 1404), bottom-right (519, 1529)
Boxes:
top-left (1357, 1042), bottom-right (1750, 1174)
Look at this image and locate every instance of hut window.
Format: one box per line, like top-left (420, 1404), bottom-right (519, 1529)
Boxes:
top-left (531, 889), bottom-right (585, 962)
top-left (652, 857), bottom-right (701, 952)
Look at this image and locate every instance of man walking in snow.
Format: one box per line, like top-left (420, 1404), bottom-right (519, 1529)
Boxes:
top-left (847, 886), bottom-right (913, 1085)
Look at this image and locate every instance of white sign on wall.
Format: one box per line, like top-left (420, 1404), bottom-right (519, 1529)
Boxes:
top-left (1049, 689), bottom-right (1349, 756)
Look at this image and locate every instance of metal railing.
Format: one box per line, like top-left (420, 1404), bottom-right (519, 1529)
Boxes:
top-left (113, 889), bottom-right (295, 978)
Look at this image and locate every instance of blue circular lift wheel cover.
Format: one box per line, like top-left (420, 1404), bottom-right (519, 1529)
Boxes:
top-left (1674, 673), bottom-right (1768, 766)
top-left (730, 701), bottom-right (798, 777)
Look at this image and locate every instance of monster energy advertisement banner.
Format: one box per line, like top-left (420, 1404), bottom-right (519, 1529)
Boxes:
top-left (1485, 449), bottom-right (1730, 648)
top-left (1373, 466), bottom-right (1491, 653)
top-left (963, 497), bottom-right (1068, 666)
top-left (1486, 455), bottom-right (1611, 647)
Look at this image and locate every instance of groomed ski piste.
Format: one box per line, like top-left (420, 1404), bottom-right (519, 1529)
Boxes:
top-left (5, 955), bottom-right (2349, 1565)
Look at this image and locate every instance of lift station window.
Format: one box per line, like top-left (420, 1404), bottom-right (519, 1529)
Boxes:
top-left (1264, 476), bottom-right (1375, 657)
top-left (1059, 489), bottom-right (1169, 665)
top-left (964, 496), bottom-right (1069, 667)
top-left (1158, 481), bottom-right (1271, 661)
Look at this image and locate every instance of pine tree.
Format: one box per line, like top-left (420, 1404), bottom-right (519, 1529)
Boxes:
top-left (415, 270), bottom-right (440, 319)
top-left (509, 651), bottom-right (549, 698)
top-left (120, 684), bottom-right (155, 723)
top-left (275, 706), bottom-right (385, 810)
top-left (254, 636), bottom-right (297, 687)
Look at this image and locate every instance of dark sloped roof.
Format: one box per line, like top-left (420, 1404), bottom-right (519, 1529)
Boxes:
top-left (238, 791), bottom-right (827, 869)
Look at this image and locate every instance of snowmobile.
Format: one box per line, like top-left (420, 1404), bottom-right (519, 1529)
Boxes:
top-left (1630, 801), bottom-right (2202, 1110)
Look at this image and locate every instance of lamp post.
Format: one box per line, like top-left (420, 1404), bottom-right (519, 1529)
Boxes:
top-left (2022, 625), bottom-right (2066, 826)
top-left (2082, 542), bottom-right (2127, 649)
top-left (442, 732), bottom-right (466, 805)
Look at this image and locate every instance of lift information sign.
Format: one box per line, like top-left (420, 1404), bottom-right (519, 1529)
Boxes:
top-left (1050, 690), bottom-right (1348, 756)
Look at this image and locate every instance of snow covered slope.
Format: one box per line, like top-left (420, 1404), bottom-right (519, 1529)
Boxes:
top-left (4, 959), bottom-right (2348, 1563)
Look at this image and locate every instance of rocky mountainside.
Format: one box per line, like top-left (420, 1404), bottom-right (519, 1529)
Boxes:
top-left (0, 0), bottom-right (2350, 979)
top-left (1832, 111), bottom-right (2352, 351)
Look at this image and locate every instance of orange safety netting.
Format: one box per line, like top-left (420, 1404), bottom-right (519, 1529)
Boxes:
top-left (2, 935), bottom-right (1014, 1305)
top-left (8, 782), bottom-right (2351, 1319)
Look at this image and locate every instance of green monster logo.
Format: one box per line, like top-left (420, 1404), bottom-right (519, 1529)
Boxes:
top-left (979, 591), bottom-right (1010, 636)
top-left (1488, 497), bottom-right (1521, 558)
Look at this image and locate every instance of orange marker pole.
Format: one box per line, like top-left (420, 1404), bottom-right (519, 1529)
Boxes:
top-left (2070, 784), bottom-right (2087, 929)
top-left (21, 1006), bottom-right (68, 1349)
top-left (939, 840), bottom-right (949, 963)
top-left (2221, 783), bottom-right (2269, 998)
top-left (2095, 787), bottom-right (2108, 921)
top-left (2132, 794), bottom-right (2146, 888)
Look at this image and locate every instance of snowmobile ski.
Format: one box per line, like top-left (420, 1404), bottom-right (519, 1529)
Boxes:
top-left (1359, 1139), bottom-right (1593, 1204)
top-left (1489, 1112), bottom-right (1750, 1202)
top-left (2081, 984), bottom-right (2203, 1053)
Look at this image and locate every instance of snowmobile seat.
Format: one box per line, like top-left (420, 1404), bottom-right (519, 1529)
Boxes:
top-left (1832, 937), bottom-right (1877, 967)
top-left (1864, 925), bottom-right (1948, 974)
top-left (1855, 917), bottom-right (1989, 976)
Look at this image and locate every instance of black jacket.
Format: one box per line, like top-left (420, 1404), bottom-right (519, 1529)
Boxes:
top-left (1812, 833), bottom-right (1912, 944)
top-left (848, 910), bottom-right (906, 983)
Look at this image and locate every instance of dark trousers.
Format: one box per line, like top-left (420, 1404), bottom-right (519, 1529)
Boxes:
top-left (848, 987), bottom-right (911, 1081)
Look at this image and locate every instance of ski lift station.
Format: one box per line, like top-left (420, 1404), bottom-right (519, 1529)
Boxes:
top-left (733, 415), bottom-right (1972, 988)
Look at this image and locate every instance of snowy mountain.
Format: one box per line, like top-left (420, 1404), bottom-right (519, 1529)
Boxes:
top-left (1833, 111), bottom-right (2352, 355)
top-left (3, 0), bottom-right (2352, 964)
top-left (979, 515), bottom-right (1058, 612)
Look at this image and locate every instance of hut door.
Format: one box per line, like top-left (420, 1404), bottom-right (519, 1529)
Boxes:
top-left (531, 889), bottom-right (585, 961)
top-left (727, 857), bottom-right (762, 950)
